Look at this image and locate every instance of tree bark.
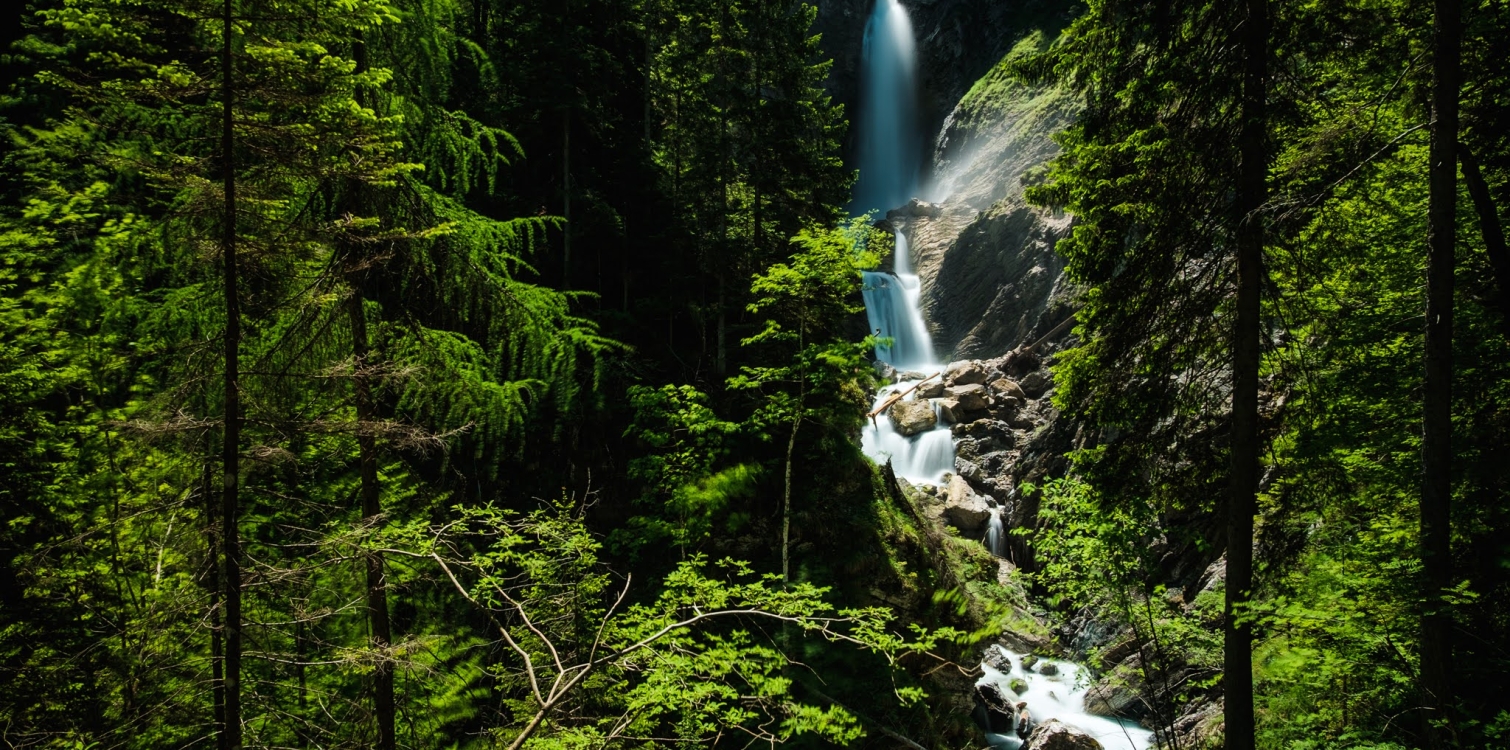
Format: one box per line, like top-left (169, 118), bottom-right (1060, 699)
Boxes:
top-left (782, 408), bottom-right (801, 587)
top-left (1422, 0), bottom-right (1460, 744)
top-left (219, 1), bottom-right (243, 747)
top-left (1459, 147), bottom-right (1509, 316)
top-left (349, 289), bottom-right (395, 750)
top-left (343, 32), bottom-right (395, 749)
top-left (1226, 2), bottom-right (1267, 749)
top-left (203, 466), bottom-right (226, 750)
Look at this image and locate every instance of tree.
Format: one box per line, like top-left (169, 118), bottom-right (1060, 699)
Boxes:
top-left (386, 496), bottom-right (948, 748)
top-left (731, 219), bottom-right (878, 584)
top-left (1227, 1), bottom-right (1268, 748)
top-left (1420, 0), bottom-right (1460, 742)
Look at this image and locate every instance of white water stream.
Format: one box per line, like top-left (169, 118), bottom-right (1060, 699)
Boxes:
top-left (853, 0), bottom-right (954, 486)
top-left (979, 647), bottom-right (1154, 750)
top-left (847, 3), bottom-right (1153, 748)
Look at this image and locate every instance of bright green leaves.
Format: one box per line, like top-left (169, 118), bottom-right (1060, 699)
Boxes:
top-left (393, 499), bottom-right (942, 749)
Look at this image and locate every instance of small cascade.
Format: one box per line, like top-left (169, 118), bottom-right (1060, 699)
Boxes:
top-left (862, 382), bottom-right (955, 485)
top-left (860, 232), bottom-right (954, 484)
top-left (985, 509), bottom-right (1006, 558)
top-left (978, 647), bottom-right (1154, 750)
top-left (862, 233), bottom-right (934, 370)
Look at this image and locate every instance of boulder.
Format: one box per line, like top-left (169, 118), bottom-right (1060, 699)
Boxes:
top-left (1008, 677), bottom-right (1029, 695)
top-left (900, 198), bottom-right (944, 218)
top-left (887, 399), bottom-right (936, 436)
top-left (955, 457), bottom-right (986, 484)
top-left (1082, 658), bottom-right (1145, 719)
top-left (974, 682), bottom-right (1016, 734)
top-left (936, 398), bottom-right (964, 424)
top-left (982, 645), bottom-right (1013, 673)
top-left (1021, 654), bottom-right (1039, 672)
top-left (943, 475), bottom-right (992, 535)
top-left (1036, 662), bottom-right (1059, 676)
top-left (916, 378), bottom-right (945, 398)
top-left (946, 383), bottom-right (990, 410)
top-left (1020, 369), bottom-right (1053, 398)
top-left (989, 378), bottom-right (1027, 400)
top-left (947, 360), bottom-right (991, 386)
top-left (1082, 682), bottom-right (1139, 718)
top-left (1022, 719), bottom-right (1105, 750)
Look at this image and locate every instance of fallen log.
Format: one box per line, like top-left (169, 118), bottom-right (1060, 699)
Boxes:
top-left (866, 371), bottom-right (941, 422)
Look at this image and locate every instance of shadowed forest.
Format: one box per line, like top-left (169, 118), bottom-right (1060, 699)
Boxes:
top-left (1, 1), bottom-right (1508, 749)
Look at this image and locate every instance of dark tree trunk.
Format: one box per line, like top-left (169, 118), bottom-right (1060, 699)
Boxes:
top-left (1422, 0), bottom-right (1460, 744)
top-left (203, 466), bottom-right (226, 750)
top-left (1459, 147), bottom-right (1509, 316)
top-left (219, 1), bottom-right (242, 747)
top-left (1226, 1), bottom-right (1267, 748)
top-left (343, 33), bottom-right (395, 750)
top-left (349, 289), bottom-right (395, 750)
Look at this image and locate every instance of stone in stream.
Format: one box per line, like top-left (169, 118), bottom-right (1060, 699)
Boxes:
top-left (974, 682), bottom-right (1017, 734)
top-left (1022, 719), bottom-right (1105, 750)
top-left (982, 645), bottom-right (1013, 673)
top-left (946, 383), bottom-right (990, 410)
top-left (916, 378), bottom-right (945, 398)
top-left (887, 398), bottom-right (937, 436)
top-left (936, 397), bottom-right (962, 424)
top-left (943, 475), bottom-right (992, 535)
top-left (1021, 653), bottom-right (1039, 671)
top-left (1036, 661), bottom-right (1060, 676)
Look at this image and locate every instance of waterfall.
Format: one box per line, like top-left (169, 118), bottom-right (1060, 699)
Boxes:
top-left (985, 510), bottom-right (1006, 558)
top-left (862, 233), bottom-right (935, 370)
top-left (853, 0), bottom-right (953, 485)
top-left (850, 0), bottom-right (920, 217)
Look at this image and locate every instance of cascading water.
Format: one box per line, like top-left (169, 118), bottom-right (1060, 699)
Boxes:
top-left (850, 0), bottom-right (920, 217)
top-left (862, 233), bottom-right (934, 370)
top-left (852, 0), bottom-right (954, 486)
top-left (985, 510), bottom-right (1006, 558)
top-left (978, 647), bottom-right (1154, 750)
top-left (846, 5), bottom-right (1152, 747)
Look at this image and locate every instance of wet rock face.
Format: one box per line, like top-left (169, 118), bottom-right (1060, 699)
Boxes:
top-left (1021, 719), bottom-right (1105, 750)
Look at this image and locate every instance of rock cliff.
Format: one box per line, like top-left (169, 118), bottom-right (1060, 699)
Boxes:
top-left (890, 31), bottom-right (1079, 361)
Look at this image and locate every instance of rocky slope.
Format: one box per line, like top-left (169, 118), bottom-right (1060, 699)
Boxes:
top-left (889, 31), bottom-right (1080, 361)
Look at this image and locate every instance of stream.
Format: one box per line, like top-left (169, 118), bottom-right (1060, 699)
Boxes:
top-left (850, 1), bottom-right (1152, 748)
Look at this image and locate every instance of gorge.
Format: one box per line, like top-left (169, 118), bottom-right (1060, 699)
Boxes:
top-left (848, 2), bottom-right (1156, 747)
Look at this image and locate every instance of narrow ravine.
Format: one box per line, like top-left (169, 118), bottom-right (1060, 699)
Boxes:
top-left (848, 2), bottom-right (1151, 748)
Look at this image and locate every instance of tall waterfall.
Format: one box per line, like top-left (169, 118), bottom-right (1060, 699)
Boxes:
top-left (853, 0), bottom-right (953, 486)
top-left (850, 0), bottom-right (920, 217)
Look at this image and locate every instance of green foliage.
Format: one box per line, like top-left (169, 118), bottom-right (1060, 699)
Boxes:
top-left (617, 384), bottom-right (753, 553)
top-left (388, 498), bottom-right (948, 748)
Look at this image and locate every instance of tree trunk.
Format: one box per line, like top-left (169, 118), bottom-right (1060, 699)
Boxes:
top-left (1459, 147), bottom-right (1509, 316)
top-left (203, 466), bottom-right (226, 750)
top-left (342, 31), bottom-right (395, 749)
top-left (563, 111), bottom-right (572, 289)
top-left (219, 1), bottom-right (243, 746)
top-left (349, 289), bottom-right (395, 750)
top-left (1226, 2), bottom-right (1267, 749)
top-left (1421, 0), bottom-right (1460, 744)
top-left (782, 409), bottom-right (800, 587)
